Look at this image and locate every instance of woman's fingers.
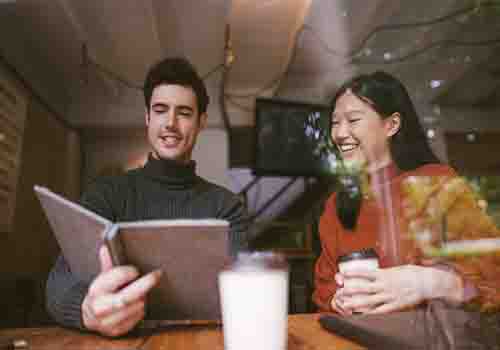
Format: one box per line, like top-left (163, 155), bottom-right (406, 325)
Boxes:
top-left (364, 300), bottom-right (400, 314)
top-left (331, 291), bottom-right (353, 316)
top-left (342, 292), bottom-right (391, 311)
top-left (335, 273), bottom-right (344, 286)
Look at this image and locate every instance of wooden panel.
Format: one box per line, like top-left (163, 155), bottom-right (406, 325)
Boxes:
top-left (0, 66), bottom-right (27, 233)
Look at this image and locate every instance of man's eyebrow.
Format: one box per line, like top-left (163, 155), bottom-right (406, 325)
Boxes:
top-left (151, 102), bottom-right (168, 109)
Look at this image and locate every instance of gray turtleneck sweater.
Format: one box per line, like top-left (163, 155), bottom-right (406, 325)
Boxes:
top-left (46, 155), bottom-right (249, 329)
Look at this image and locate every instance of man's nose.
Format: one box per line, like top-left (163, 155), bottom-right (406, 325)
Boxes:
top-left (164, 111), bottom-right (178, 128)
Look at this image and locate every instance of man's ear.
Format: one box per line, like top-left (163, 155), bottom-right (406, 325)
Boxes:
top-left (386, 112), bottom-right (401, 138)
top-left (145, 107), bottom-right (150, 126)
top-left (199, 112), bottom-right (208, 130)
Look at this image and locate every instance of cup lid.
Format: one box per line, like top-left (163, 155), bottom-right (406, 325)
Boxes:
top-left (337, 248), bottom-right (379, 264)
top-left (225, 251), bottom-right (288, 271)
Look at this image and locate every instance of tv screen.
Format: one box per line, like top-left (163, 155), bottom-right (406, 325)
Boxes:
top-left (254, 98), bottom-right (332, 177)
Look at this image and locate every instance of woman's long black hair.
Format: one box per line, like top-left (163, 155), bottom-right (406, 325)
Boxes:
top-left (330, 71), bottom-right (440, 171)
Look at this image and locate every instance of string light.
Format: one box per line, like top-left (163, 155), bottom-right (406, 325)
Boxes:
top-left (466, 132), bottom-right (477, 142)
top-left (300, 1), bottom-right (500, 65)
top-left (75, 1), bottom-right (500, 100)
top-left (429, 80), bottom-right (444, 89)
top-left (432, 104), bottom-right (442, 115)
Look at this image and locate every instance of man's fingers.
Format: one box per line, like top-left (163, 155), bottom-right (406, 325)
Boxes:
top-left (108, 309), bottom-right (146, 337)
top-left (119, 269), bottom-right (162, 306)
top-left (88, 294), bottom-right (120, 319)
top-left (99, 245), bottom-right (114, 273)
top-left (100, 298), bottom-right (145, 328)
top-left (89, 266), bottom-right (140, 295)
top-left (99, 300), bottom-right (146, 337)
top-left (84, 267), bottom-right (162, 336)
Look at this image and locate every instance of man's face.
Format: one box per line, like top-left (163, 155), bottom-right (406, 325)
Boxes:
top-left (145, 84), bottom-right (207, 164)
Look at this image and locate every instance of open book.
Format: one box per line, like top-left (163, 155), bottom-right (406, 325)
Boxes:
top-left (35, 185), bottom-right (230, 320)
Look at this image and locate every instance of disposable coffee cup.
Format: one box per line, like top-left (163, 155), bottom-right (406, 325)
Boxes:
top-left (218, 252), bottom-right (289, 350)
top-left (337, 248), bottom-right (379, 273)
top-left (337, 248), bottom-right (379, 314)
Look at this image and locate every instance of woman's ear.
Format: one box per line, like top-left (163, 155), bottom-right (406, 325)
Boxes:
top-left (386, 112), bottom-right (401, 137)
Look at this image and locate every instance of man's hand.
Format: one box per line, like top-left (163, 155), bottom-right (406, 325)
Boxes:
top-left (335, 265), bottom-right (463, 314)
top-left (82, 246), bottom-right (162, 337)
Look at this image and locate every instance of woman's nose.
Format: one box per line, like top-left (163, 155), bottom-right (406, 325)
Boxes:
top-left (333, 120), bottom-right (350, 140)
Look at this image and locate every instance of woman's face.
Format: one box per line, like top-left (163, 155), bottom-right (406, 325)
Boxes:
top-left (331, 90), bottom-right (398, 171)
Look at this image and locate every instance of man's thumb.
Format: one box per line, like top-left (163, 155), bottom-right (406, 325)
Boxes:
top-left (99, 245), bottom-right (114, 272)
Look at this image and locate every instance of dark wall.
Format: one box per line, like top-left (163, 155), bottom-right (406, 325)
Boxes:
top-left (0, 67), bottom-right (81, 327)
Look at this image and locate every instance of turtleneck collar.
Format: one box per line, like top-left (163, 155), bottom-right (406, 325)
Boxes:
top-left (369, 162), bottom-right (401, 187)
top-left (142, 153), bottom-right (198, 188)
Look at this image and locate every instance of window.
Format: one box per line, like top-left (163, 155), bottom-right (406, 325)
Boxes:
top-left (0, 66), bottom-right (27, 232)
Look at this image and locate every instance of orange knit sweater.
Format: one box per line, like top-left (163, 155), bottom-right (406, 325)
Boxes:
top-left (313, 163), bottom-right (500, 312)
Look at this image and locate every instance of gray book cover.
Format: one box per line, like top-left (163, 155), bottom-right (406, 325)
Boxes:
top-left (35, 185), bottom-right (230, 320)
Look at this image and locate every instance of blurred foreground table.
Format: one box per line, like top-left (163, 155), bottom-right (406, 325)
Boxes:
top-left (0, 314), bottom-right (363, 350)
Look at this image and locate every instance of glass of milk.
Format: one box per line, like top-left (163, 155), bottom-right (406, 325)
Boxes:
top-left (218, 251), bottom-right (289, 350)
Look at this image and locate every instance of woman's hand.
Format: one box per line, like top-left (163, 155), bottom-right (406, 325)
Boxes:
top-left (330, 273), bottom-right (355, 315)
top-left (335, 265), bottom-right (463, 314)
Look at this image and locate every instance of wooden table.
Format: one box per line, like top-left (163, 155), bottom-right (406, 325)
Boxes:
top-left (0, 314), bottom-right (364, 350)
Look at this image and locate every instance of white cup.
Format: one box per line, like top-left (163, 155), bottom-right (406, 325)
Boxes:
top-left (337, 249), bottom-right (379, 313)
top-left (218, 252), bottom-right (289, 350)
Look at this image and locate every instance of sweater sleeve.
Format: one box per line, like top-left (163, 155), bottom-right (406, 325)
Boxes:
top-left (312, 195), bottom-right (340, 312)
top-left (218, 191), bottom-right (250, 255)
top-left (437, 181), bottom-right (500, 312)
top-left (46, 255), bottom-right (89, 329)
top-left (405, 165), bottom-right (500, 311)
top-left (45, 179), bottom-right (116, 329)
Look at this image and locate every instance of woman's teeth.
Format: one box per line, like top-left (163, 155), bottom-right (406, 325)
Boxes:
top-left (339, 144), bottom-right (357, 152)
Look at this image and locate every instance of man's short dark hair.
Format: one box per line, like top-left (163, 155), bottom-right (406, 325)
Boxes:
top-left (144, 57), bottom-right (209, 114)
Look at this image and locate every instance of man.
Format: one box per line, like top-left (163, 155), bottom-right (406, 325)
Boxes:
top-left (46, 57), bottom-right (249, 336)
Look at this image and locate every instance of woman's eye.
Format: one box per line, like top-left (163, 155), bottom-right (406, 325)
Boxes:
top-left (349, 118), bottom-right (361, 124)
top-left (331, 120), bottom-right (339, 126)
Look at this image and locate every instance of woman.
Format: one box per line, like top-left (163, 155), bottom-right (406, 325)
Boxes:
top-left (313, 71), bottom-right (500, 315)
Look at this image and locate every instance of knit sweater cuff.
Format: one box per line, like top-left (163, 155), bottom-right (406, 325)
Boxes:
top-left (230, 230), bottom-right (249, 254)
top-left (57, 282), bottom-right (88, 330)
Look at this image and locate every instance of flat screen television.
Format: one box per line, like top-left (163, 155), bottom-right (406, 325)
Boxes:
top-left (254, 98), bottom-right (333, 177)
